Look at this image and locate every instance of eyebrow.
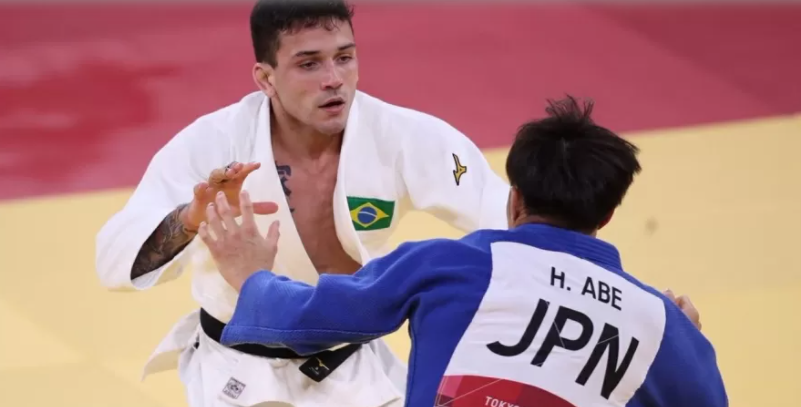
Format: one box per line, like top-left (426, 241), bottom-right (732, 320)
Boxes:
top-left (293, 43), bottom-right (356, 58)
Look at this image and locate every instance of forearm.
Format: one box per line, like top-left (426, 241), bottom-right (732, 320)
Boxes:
top-left (221, 252), bottom-right (423, 351)
top-left (223, 272), bottom-right (374, 354)
top-left (130, 203), bottom-right (196, 280)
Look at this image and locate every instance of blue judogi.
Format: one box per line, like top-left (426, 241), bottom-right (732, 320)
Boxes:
top-left (221, 224), bottom-right (728, 407)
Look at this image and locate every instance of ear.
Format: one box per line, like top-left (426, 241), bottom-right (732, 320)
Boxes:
top-left (252, 63), bottom-right (276, 97)
top-left (505, 187), bottom-right (513, 227)
top-left (598, 209), bottom-right (615, 230)
top-left (509, 187), bottom-right (525, 221)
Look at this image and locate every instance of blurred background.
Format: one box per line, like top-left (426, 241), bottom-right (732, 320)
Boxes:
top-left (0, 0), bottom-right (799, 406)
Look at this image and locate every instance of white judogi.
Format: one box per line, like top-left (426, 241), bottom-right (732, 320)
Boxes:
top-left (95, 90), bottom-right (509, 407)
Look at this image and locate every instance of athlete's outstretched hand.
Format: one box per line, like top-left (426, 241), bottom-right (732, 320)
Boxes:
top-left (179, 161), bottom-right (278, 231)
top-left (199, 190), bottom-right (281, 292)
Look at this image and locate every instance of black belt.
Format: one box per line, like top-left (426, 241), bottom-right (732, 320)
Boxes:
top-left (199, 308), bottom-right (362, 382)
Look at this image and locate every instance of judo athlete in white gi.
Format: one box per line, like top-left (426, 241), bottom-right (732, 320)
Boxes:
top-left (200, 97), bottom-right (728, 407)
top-left (94, 1), bottom-right (509, 406)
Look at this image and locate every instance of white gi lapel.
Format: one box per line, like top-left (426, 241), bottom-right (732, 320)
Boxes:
top-left (333, 95), bottom-right (372, 265)
top-left (244, 96), bottom-right (320, 285)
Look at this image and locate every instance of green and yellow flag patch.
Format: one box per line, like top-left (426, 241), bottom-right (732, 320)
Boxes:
top-left (347, 197), bottom-right (395, 231)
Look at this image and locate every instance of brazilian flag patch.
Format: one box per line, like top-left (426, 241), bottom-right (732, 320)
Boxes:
top-left (347, 197), bottom-right (395, 231)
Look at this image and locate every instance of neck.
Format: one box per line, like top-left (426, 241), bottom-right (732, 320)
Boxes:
top-left (513, 215), bottom-right (598, 236)
top-left (270, 102), bottom-right (343, 159)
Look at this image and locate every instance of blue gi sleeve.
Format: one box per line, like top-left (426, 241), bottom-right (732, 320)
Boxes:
top-left (629, 297), bottom-right (728, 407)
top-left (219, 239), bottom-right (456, 355)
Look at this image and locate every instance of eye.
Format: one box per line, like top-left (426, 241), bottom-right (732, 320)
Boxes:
top-left (337, 55), bottom-right (353, 64)
top-left (299, 61), bottom-right (318, 70)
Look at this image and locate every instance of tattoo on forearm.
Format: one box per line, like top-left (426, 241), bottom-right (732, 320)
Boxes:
top-left (276, 162), bottom-right (295, 213)
top-left (130, 204), bottom-right (196, 280)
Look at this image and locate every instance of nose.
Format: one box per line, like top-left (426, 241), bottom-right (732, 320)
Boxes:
top-left (321, 62), bottom-right (343, 90)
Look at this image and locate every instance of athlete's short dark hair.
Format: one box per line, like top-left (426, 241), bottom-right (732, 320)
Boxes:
top-left (505, 96), bottom-right (641, 232)
top-left (250, 0), bottom-right (355, 66)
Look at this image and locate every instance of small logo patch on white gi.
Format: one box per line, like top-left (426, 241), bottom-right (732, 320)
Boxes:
top-left (452, 153), bottom-right (467, 186)
top-left (222, 377), bottom-right (245, 399)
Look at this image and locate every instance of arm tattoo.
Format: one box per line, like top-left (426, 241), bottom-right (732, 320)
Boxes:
top-left (130, 203), bottom-right (196, 280)
top-left (276, 162), bottom-right (295, 213)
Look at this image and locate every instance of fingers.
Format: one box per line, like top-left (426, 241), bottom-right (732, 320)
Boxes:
top-left (252, 201), bottom-right (280, 215)
top-left (265, 220), bottom-right (281, 247)
top-left (208, 161), bottom-right (245, 186)
top-left (193, 182), bottom-right (209, 201)
top-left (197, 221), bottom-right (215, 251)
top-left (239, 190), bottom-right (257, 233)
top-left (208, 161), bottom-right (260, 184)
top-left (663, 289), bottom-right (702, 329)
top-left (226, 162), bottom-right (244, 177)
top-left (237, 191), bottom-right (279, 231)
top-left (676, 295), bottom-right (689, 308)
top-left (677, 296), bottom-right (700, 321)
top-left (208, 168), bottom-right (228, 186)
top-left (205, 200), bottom-right (226, 240)
top-left (262, 220), bottom-right (280, 271)
top-left (215, 191), bottom-right (239, 233)
top-left (233, 162), bottom-right (262, 182)
top-left (198, 191), bottom-right (249, 254)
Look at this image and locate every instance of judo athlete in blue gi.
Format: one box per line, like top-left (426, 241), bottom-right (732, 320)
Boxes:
top-left (198, 96), bottom-right (728, 407)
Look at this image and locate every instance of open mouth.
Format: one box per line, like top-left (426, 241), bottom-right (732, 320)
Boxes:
top-left (319, 99), bottom-right (345, 109)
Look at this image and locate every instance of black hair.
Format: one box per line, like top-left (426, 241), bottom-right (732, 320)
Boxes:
top-left (250, 0), bottom-right (355, 66)
top-left (505, 95), bottom-right (641, 232)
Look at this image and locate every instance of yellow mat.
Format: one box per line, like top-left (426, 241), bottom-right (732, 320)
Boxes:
top-left (1, 114), bottom-right (799, 406)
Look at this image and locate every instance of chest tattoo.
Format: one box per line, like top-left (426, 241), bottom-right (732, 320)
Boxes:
top-left (276, 162), bottom-right (294, 213)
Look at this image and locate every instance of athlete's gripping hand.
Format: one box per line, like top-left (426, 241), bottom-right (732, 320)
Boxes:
top-left (179, 161), bottom-right (278, 232)
top-left (664, 289), bottom-right (702, 330)
top-left (199, 190), bottom-right (281, 292)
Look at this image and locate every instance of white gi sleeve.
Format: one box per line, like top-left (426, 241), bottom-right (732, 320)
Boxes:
top-left (400, 115), bottom-right (509, 232)
top-left (95, 116), bottom-right (232, 291)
